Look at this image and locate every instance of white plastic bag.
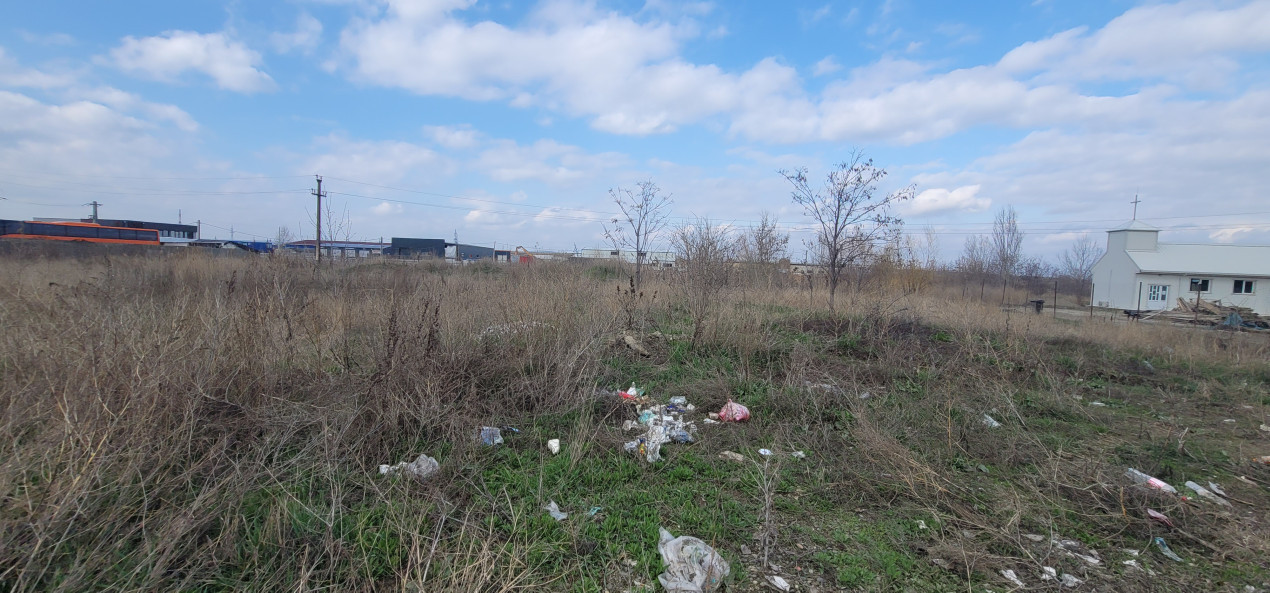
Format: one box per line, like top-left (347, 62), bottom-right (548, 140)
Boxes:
top-left (378, 453), bottom-right (439, 480)
top-left (656, 527), bottom-right (730, 593)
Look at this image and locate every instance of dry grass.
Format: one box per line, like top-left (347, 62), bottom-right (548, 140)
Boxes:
top-left (0, 250), bottom-right (1267, 592)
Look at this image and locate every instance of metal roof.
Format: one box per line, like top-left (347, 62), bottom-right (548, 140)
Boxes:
top-left (1127, 243), bottom-right (1270, 276)
top-left (1110, 220), bottom-right (1160, 231)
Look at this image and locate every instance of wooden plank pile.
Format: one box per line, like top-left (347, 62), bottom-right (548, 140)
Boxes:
top-left (1146, 297), bottom-right (1268, 330)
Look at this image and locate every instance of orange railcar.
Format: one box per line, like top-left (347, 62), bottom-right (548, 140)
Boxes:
top-left (0, 220), bottom-right (161, 245)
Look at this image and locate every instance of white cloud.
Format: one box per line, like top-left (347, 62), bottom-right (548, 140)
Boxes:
top-left (424, 124), bottom-right (481, 150)
top-left (907, 185), bottom-right (989, 216)
top-left (474, 138), bottom-right (627, 185)
top-left (371, 201), bottom-right (403, 215)
top-left (812, 56), bottom-right (841, 76)
top-left (303, 134), bottom-right (450, 182)
top-left (0, 47), bottom-right (77, 89)
top-left (1001, 1), bottom-right (1270, 89)
top-left (332, 0), bottom-right (1270, 146)
top-left (271, 13), bottom-right (324, 54)
top-left (108, 31), bottom-right (275, 93)
top-left (76, 87), bottom-right (199, 132)
top-left (17, 31), bottom-right (76, 46)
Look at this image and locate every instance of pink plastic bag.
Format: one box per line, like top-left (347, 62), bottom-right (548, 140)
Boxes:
top-left (719, 399), bottom-right (750, 422)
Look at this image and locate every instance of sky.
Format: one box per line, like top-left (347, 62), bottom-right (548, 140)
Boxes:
top-left (2, 0), bottom-right (1270, 261)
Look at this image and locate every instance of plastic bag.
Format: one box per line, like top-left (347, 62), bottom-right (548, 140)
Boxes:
top-left (543, 500), bottom-right (567, 521)
top-left (718, 399), bottom-right (750, 422)
top-left (656, 527), bottom-right (730, 593)
top-left (478, 427), bottom-right (504, 446)
top-left (1125, 468), bottom-right (1177, 493)
top-left (378, 453), bottom-right (439, 480)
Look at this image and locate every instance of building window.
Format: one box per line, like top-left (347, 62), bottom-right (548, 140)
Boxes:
top-left (1234, 279), bottom-right (1255, 294)
top-left (610, 250), bottom-right (619, 256)
top-left (1189, 278), bottom-right (1210, 292)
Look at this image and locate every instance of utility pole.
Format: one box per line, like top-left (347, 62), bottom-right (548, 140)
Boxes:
top-left (88, 201), bottom-right (101, 224)
top-left (178, 209), bottom-right (182, 224)
top-left (313, 175), bottom-right (325, 263)
top-left (229, 225), bottom-right (235, 240)
top-left (196, 220), bottom-right (201, 240)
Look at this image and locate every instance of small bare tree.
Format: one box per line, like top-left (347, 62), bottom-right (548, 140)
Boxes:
top-left (672, 217), bottom-right (736, 349)
top-left (603, 180), bottom-right (672, 291)
top-left (736, 211), bottom-right (789, 290)
top-left (990, 206), bottom-right (1024, 303)
top-left (956, 235), bottom-right (992, 299)
top-left (1058, 234), bottom-right (1103, 304)
top-left (781, 151), bottom-right (914, 311)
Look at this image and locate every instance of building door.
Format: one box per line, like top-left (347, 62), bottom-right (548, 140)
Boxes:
top-left (1146, 284), bottom-right (1170, 310)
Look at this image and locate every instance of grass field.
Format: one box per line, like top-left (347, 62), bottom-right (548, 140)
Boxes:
top-left (1, 251), bottom-right (1268, 592)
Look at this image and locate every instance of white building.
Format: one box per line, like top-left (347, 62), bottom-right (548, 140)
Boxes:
top-left (1091, 221), bottom-right (1270, 314)
top-left (579, 248), bottom-right (676, 268)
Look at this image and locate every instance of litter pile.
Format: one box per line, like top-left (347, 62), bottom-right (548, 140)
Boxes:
top-left (612, 384), bottom-right (750, 463)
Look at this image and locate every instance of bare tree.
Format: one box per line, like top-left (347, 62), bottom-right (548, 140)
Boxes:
top-left (781, 151), bottom-right (914, 311)
top-left (1058, 234), bottom-right (1103, 304)
top-left (672, 218), bottom-right (736, 348)
top-left (273, 226), bottom-right (295, 257)
top-left (918, 226), bottom-right (940, 270)
top-left (603, 180), bottom-right (673, 291)
top-left (990, 206), bottom-right (1024, 303)
top-left (956, 235), bottom-right (992, 299)
top-left (737, 211), bottom-right (789, 289)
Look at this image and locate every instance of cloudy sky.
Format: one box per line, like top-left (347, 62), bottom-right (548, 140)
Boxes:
top-left (3, 0), bottom-right (1269, 259)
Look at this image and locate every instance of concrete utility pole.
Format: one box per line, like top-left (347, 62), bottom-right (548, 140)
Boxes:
top-left (196, 220), bottom-right (202, 240)
top-left (313, 175), bottom-right (325, 263)
top-left (88, 201), bottom-right (101, 224)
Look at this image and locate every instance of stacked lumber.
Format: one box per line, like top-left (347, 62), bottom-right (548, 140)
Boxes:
top-left (1149, 297), bottom-right (1268, 330)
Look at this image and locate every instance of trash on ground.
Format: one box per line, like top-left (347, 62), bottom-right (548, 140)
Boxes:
top-left (1260, 424), bottom-right (1270, 433)
top-left (859, 391), bottom-right (871, 399)
top-left (378, 453), bottom-right (439, 480)
top-left (1054, 538), bottom-right (1101, 565)
top-left (790, 451), bottom-right (806, 459)
top-left (548, 439), bottom-right (561, 455)
top-left (1040, 566), bottom-right (1057, 580)
top-left (1224, 419), bottom-right (1237, 423)
top-left (703, 418), bottom-right (719, 424)
top-left (1185, 481), bottom-right (1232, 507)
top-left (982, 414), bottom-right (1002, 428)
top-left (765, 574), bottom-right (791, 591)
top-left (478, 427), bottom-right (504, 446)
top-left (670, 396), bottom-right (687, 406)
top-left (623, 420), bottom-right (640, 431)
top-left (625, 401), bottom-right (698, 463)
top-left (1023, 533), bottom-right (1045, 542)
top-left (1060, 573), bottom-right (1083, 587)
top-left (622, 383), bottom-right (645, 400)
top-left (1126, 468), bottom-right (1178, 493)
top-left (1208, 482), bottom-right (1227, 497)
top-left (1148, 509), bottom-right (1175, 527)
top-left (719, 451), bottom-right (745, 462)
top-left (587, 506), bottom-right (603, 517)
top-left (1000, 569), bottom-right (1024, 587)
top-left (1090, 401), bottom-right (1107, 407)
top-left (1254, 456), bottom-right (1270, 465)
top-left (543, 500), bottom-right (567, 521)
top-left (719, 399), bottom-right (750, 422)
top-left (758, 448), bottom-right (773, 457)
top-left (1154, 537), bottom-right (1183, 562)
top-left (708, 412), bottom-right (720, 420)
top-left (656, 526), bottom-right (730, 593)
top-left (916, 520), bottom-right (928, 530)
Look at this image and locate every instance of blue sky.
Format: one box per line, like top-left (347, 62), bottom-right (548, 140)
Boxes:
top-left (2, 0), bottom-right (1269, 260)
